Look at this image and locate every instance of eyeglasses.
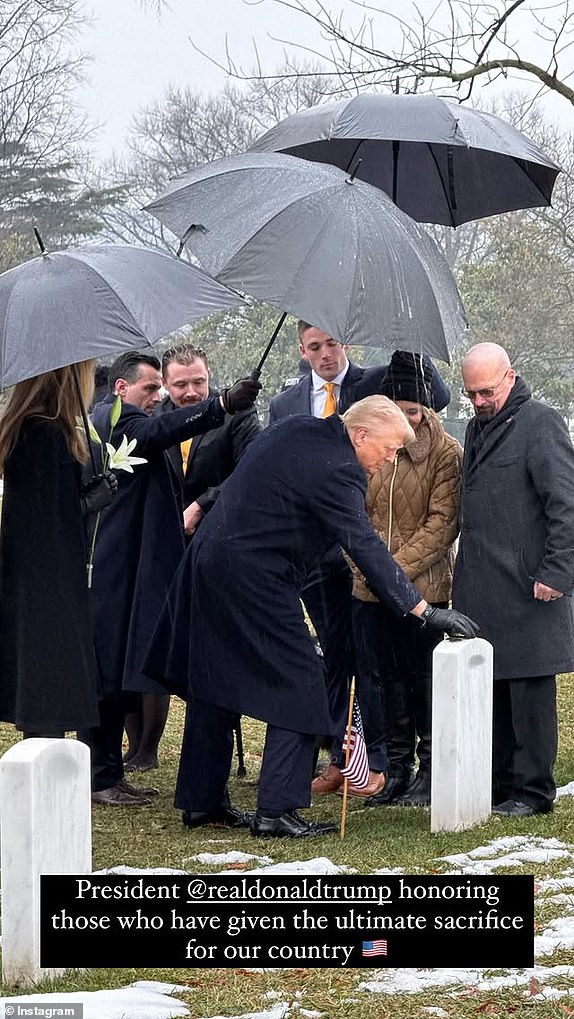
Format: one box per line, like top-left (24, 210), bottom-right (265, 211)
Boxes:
top-left (461, 370), bottom-right (510, 401)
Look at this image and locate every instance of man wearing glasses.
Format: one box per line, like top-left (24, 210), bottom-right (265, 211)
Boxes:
top-left (453, 341), bottom-right (574, 817)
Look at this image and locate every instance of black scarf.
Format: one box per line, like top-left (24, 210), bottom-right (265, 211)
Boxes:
top-left (466, 376), bottom-right (531, 467)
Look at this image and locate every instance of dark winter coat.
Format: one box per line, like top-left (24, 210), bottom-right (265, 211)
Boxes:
top-left (0, 418), bottom-right (99, 731)
top-left (452, 378), bottom-right (574, 679)
top-left (268, 359), bottom-right (450, 421)
top-left (89, 393), bottom-right (225, 698)
top-left (144, 415), bottom-right (423, 734)
top-left (157, 394), bottom-right (261, 514)
top-left (352, 408), bottom-right (462, 603)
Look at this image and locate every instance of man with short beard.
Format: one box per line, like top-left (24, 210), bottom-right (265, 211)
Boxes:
top-left (123, 344), bottom-right (261, 774)
top-left (453, 341), bottom-right (574, 817)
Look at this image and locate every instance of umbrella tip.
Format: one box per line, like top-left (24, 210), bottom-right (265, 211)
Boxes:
top-left (33, 227), bottom-right (46, 254)
top-left (346, 159), bottom-right (362, 184)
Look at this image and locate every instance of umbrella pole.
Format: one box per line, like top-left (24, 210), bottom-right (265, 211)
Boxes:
top-left (340, 676), bottom-right (356, 840)
top-left (253, 311), bottom-right (287, 379)
top-left (392, 140), bottom-right (400, 204)
top-left (71, 364), bottom-right (99, 476)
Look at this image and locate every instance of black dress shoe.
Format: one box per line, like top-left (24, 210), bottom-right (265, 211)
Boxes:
top-left (118, 777), bottom-right (160, 798)
top-left (251, 810), bottom-right (339, 838)
top-left (365, 769), bottom-right (413, 807)
top-left (394, 771), bottom-right (431, 807)
top-left (492, 798), bottom-right (552, 817)
top-left (91, 785), bottom-right (151, 806)
top-left (183, 805), bottom-right (254, 828)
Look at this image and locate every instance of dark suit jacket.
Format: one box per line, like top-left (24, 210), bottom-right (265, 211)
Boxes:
top-left (89, 393), bottom-right (225, 697)
top-left (268, 359), bottom-right (450, 421)
top-left (157, 394), bottom-right (261, 513)
top-left (144, 415), bottom-right (422, 733)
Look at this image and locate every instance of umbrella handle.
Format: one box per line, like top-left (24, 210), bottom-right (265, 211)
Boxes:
top-left (254, 311), bottom-right (287, 376)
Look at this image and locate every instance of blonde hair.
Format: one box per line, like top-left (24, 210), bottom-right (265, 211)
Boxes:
top-left (0, 359), bottom-right (96, 473)
top-left (342, 395), bottom-right (416, 444)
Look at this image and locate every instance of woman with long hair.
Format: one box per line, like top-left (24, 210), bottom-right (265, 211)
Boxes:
top-left (0, 359), bottom-right (115, 737)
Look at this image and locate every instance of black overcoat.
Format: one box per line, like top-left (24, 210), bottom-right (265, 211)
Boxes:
top-left (90, 394), bottom-right (224, 698)
top-left (145, 415), bottom-right (422, 734)
top-left (158, 394), bottom-right (261, 514)
top-left (452, 379), bottom-right (574, 679)
top-left (0, 418), bottom-right (99, 731)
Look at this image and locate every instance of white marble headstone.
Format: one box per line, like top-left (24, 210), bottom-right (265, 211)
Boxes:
top-left (0, 738), bottom-right (91, 986)
top-left (431, 638), bottom-right (493, 832)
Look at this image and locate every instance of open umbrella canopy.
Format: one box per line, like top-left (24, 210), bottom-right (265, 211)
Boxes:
top-left (250, 93), bottom-right (561, 227)
top-left (145, 152), bottom-right (467, 362)
top-left (0, 244), bottom-right (245, 388)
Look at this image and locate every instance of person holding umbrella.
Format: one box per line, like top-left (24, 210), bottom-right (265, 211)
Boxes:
top-left (145, 395), bottom-right (479, 838)
top-left (81, 351), bottom-right (261, 807)
top-left (270, 322), bottom-right (451, 790)
top-left (0, 360), bottom-right (117, 737)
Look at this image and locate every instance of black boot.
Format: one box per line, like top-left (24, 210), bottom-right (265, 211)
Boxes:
top-left (365, 765), bottom-right (414, 806)
top-left (395, 769), bottom-right (431, 806)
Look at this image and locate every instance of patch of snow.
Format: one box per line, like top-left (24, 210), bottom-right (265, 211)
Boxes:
top-left (189, 851), bottom-right (273, 866)
top-left (0, 981), bottom-right (189, 1019)
top-left (230, 857), bottom-right (352, 875)
top-left (535, 916), bottom-right (574, 956)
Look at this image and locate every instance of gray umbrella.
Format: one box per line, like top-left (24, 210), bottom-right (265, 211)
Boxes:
top-left (145, 152), bottom-right (467, 362)
top-left (0, 243), bottom-right (245, 389)
top-left (250, 93), bottom-right (561, 227)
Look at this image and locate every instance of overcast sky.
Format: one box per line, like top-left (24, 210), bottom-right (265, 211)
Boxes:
top-left (76, 0), bottom-right (346, 160)
top-left (76, 0), bottom-right (569, 164)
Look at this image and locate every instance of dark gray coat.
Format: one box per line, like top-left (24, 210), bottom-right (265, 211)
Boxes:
top-left (158, 394), bottom-right (261, 514)
top-left (452, 379), bottom-right (574, 679)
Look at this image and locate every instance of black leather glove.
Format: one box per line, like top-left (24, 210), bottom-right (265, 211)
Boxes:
top-left (419, 605), bottom-right (480, 639)
top-left (80, 471), bottom-right (118, 516)
top-left (220, 376), bottom-right (262, 414)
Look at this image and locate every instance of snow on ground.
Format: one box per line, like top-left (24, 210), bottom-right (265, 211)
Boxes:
top-left (4, 784), bottom-right (574, 1018)
top-left (0, 980), bottom-right (190, 1018)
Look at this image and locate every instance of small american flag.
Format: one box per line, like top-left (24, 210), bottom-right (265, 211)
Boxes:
top-left (341, 700), bottom-right (369, 789)
top-left (362, 939), bottom-right (388, 957)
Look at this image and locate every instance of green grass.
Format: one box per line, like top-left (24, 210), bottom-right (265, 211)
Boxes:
top-left (0, 678), bottom-right (573, 1016)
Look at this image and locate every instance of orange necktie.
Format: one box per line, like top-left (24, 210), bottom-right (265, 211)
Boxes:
top-left (322, 382), bottom-right (337, 417)
top-left (180, 438), bottom-right (193, 475)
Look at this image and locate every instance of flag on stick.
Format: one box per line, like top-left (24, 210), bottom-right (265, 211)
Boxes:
top-left (341, 700), bottom-right (369, 789)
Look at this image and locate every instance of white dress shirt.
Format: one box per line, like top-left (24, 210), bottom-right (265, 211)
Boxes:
top-left (310, 363), bottom-right (350, 418)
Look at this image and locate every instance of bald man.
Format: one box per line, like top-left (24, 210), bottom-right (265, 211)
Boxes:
top-left (453, 342), bottom-right (574, 817)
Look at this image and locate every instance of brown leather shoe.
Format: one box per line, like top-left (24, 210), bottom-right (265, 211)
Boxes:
top-left (91, 785), bottom-right (151, 806)
top-left (118, 777), bottom-right (160, 798)
top-left (311, 763), bottom-right (344, 794)
top-left (347, 771), bottom-right (386, 798)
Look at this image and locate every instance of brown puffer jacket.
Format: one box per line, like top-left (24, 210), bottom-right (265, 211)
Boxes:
top-left (352, 408), bottom-right (463, 603)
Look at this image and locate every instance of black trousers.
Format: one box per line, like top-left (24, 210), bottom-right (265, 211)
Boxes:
top-left (302, 563), bottom-right (354, 743)
top-left (351, 599), bottom-right (444, 776)
top-left (493, 675), bottom-right (557, 811)
top-left (176, 698), bottom-right (316, 813)
top-left (77, 696), bottom-right (127, 792)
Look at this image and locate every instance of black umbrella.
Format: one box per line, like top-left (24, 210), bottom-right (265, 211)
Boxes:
top-left (145, 152), bottom-right (467, 365)
top-left (250, 93), bottom-right (561, 227)
top-left (0, 243), bottom-right (245, 389)
top-left (0, 242), bottom-right (246, 473)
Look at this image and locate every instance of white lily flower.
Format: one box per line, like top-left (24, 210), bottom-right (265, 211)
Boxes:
top-left (105, 434), bottom-right (147, 473)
